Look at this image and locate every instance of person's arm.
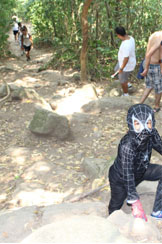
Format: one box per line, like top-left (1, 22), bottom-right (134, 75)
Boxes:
top-left (29, 34), bottom-right (33, 47)
top-left (159, 41), bottom-right (162, 74)
top-left (21, 35), bottom-right (24, 50)
top-left (152, 128), bottom-right (162, 154)
top-left (120, 143), bottom-right (139, 202)
top-left (141, 41), bottom-right (161, 76)
top-left (120, 143), bottom-right (147, 221)
top-left (118, 57), bottom-right (129, 73)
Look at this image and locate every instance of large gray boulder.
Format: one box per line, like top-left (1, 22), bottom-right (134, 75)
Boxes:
top-left (82, 96), bottom-right (137, 114)
top-left (108, 210), bottom-right (161, 243)
top-left (21, 215), bottom-right (132, 243)
top-left (41, 202), bottom-right (108, 224)
top-left (0, 206), bottom-right (37, 243)
top-left (82, 157), bottom-right (113, 179)
top-left (29, 108), bottom-right (70, 139)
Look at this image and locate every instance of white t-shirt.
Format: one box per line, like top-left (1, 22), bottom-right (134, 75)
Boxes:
top-left (118, 36), bottom-right (136, 72)
top-left (13, 21), bottom-right (18, 31)
top-left (22, 34), bottom-right (32, 47)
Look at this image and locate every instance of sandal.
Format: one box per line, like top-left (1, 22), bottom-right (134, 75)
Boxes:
top-left (153, 107), bottom-right (160, 113)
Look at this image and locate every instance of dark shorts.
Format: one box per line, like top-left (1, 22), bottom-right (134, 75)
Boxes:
top-left (145, 64), bottom-right (162, 94)
top-left (13, 30), bottom-right (18, 36)
top-left (23, 45), bottom-right (31, 52)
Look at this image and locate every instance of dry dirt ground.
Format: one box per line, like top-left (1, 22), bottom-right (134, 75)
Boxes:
top-left (0, 26), bottom-right (162, 234)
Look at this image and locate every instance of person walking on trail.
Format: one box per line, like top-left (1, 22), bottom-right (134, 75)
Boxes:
top-left (108, 104), bottom-right (162, 221)
top-left (18, 22), bottom-right (22, 46)
top-left (18, 24), bottom-right (25, 56)
top-left (21, 25), bottom-right (33, 61)
top-left (12, 19), bottom-right (19, 41)
top-left (140, 31), bottom-right (162, 113)
top-left (114, 26), bottom-right (136, 96)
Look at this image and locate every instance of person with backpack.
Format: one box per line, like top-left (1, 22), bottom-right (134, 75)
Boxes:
top-left (21, 25), bottom-right (33, 61)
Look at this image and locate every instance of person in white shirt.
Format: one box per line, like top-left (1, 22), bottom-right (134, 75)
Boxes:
top-left (21, 25), bottom-right (33, 61)
top-left (12, 20), bottom-right (19, 41)
top-left (115, 27), bottom-right (136, 96)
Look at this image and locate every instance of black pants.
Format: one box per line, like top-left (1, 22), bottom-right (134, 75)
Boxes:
top-left (108, 163), bottom-right (162, 214)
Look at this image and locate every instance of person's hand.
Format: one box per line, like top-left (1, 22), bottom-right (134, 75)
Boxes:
top-left (140, 68), bottom-right (148, 77)
top-left (118, 68), bottom-right (123, 74)
top-left (131, 200), bottom-right (147, 222)
top-left (111, 70), bottom-right (119, 78)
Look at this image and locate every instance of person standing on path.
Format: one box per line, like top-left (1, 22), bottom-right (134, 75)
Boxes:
top-left (140, 31), bottom-right (162, 113)
top-left (114, 27), bottom-right (136, 96)
top-left (12, 19), bottom-right (19, 41)
top-left (21, 25), bottom-right (33, 61)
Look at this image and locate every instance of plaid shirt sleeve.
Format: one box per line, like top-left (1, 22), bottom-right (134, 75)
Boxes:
top-left (120, 143), bottom-right (139, 201)
top-left (152, 128), bottom-right (162, 155)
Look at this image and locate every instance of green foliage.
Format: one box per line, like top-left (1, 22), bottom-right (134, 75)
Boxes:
top-left (2, 0), bottom-right (162, 79)
top-left (26, 0), bottom-right (162, 80)
top-left (0, 0), bottom-right (16, 57)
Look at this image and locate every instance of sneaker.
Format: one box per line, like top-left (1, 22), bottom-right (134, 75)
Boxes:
top-left (151, 211), bottom-right (162, 220)
top-left (122, 93), bottom-right (129, 97)
top-left (128, 82), bottom-right (132, 88)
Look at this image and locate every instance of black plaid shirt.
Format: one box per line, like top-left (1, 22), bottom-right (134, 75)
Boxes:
top-left (113, 128), bottom-right (162, 201)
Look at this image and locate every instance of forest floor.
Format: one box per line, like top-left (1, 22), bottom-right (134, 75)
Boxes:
top-left (0, 26), bottom-right (162, 240)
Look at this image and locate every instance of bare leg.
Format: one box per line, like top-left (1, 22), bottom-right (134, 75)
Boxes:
top-left (26, 51), bottom-right (30, 60)
top-left (26, 51), bottom-right (29, 58)
top-left (140, 87), bottom-right (152, 103)
top-left (154, 93), bottom-right (162, 109)
top-left (121, 81), bottom-right (128, 94)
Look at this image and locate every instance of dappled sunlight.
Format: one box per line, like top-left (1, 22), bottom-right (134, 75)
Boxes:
top-left (34, 52), bottom-right (53, 62)
top-left (22, 160), bottom-right (52, 180)
top-left (36, 164), bottom-right (50, 172)
top-left (55, 85), bottom-right (98, 116)
top-left (0, 193), bottom-right (7, 202)
top-left (11, 183), bottom-right (76, 206)
top-left (14, 77), bottom-right (39, 88)
top-left (7, 62), bottom-right (23, 72)
top-left (56, 96), bottom-right (86, 115)
top-left (14, 156), bottom-right (26, 165)
top-left (6, 147), bottom-right (28, 166)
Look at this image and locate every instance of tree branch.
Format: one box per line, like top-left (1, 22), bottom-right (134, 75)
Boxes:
top-left (68, 183), bottom-right (108, 203)
top-left (0, 80), bottom-right (11, 105)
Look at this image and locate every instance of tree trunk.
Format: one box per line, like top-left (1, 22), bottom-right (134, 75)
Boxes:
top-left (96, 9), bottom-right (99, 58)
top-left (80, 0), bottom-right (93, 83)
top-left (105, 1), bottom-right (115, 47)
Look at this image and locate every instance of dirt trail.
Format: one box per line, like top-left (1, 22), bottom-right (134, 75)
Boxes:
top-left (0, 25), bottom-right (162, 221)
top-left (1, 27), bottom-right (114, 209)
